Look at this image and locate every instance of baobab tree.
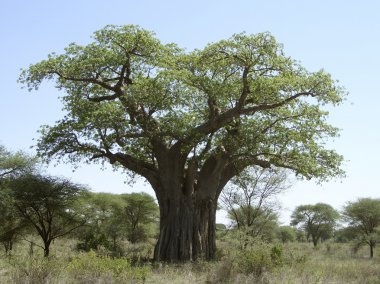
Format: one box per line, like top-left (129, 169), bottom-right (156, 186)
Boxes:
top-left (19, 25), bottom-right (345, 261)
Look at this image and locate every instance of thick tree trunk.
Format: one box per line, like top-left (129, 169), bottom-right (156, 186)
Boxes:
top-left (150, 148), bottom-right (231, 262)
top-left (153, 192), bottom-right (217, 262)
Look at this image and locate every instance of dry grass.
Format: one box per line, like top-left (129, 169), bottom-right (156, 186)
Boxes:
top-left (0, 238), bottom-right (379, 284)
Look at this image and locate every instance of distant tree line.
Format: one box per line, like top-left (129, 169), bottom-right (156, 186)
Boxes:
top-left (0, 145), bottom-right (158, 257)
top-left (219, 164), bottom-right (380, 258)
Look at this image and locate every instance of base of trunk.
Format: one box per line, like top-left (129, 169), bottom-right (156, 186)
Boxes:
top-left (154, 195), bottom-right (217, 262)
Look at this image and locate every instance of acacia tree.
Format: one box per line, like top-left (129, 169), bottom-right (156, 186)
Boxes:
top-left (0, 145), bottom-right (37, 254)
top-left (0, 189), bottom-right (29, 255)
top-left (77, 192), bottom-right (158, 252)
top-left (8, 174), bottom-right (87, 257)
top-left (228, 206), bottom-right (279, 241)
top-left (343, 198), bottom-right (380, 258)
top-left (291, 203), bottom-right (339, 247)
top-left (20, 25), bottom-right (345, 261)
top-left (121, 192), bottom-right (158, 243)
top-left (0, 145), bottom-right (36, 180)
top-left (221, 167), bottom-right (288, 229)
top-left (277, 226), bottom-right (296, 244)
top-left (76, 192), bottom-right (124, 252)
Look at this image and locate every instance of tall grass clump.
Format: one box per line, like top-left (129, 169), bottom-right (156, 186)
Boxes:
top-left (5, 256), bottom-right (65, 284)
top-left (206, 230), bottom-right (289, 283)
top-left (67, 250), bottom-right (150, 283)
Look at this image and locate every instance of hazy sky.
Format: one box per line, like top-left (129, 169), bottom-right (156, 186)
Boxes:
top-left (1, 0), bottom-right (379, 224)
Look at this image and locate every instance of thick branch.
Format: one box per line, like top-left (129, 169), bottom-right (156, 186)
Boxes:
top-left (237, 66), bottom-right (251, 108)
top-left (241, 92), bottom-right (315, 115)
top-left (52, 71), bottom-right (117, 92)
top-left (186, 92), bottom-right (315, 145)
top-left (106, 152), bottom-right (158, 188)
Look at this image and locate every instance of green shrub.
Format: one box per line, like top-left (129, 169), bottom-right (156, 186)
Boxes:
top-left (234, 242), bottom-right (273, 276)
top-left (76, 232), bottom-right (111, 252)
top-left (8, 257), bottom-right (64, 284)
top-left (123, 242), bottom-right (154, 264)
top-left (67, 250), bottom-right (150, 283)
top-left (270, 244), bottom-right (284, 266)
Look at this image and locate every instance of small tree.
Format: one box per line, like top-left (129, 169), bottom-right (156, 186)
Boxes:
top-left (0, 189), bottom-right (29, 255)
top-left (221, 167), bottom-right (287, 240)
top-left (76, 192), bottom-right (158, 252)
top-left (277, 226), bottom-right (296, 244)
top-left (343, 198), bottom-right (380, 258)
top-left (227, 206), bottom-right (279, 241)
top-left (8, 174), bottom-right (87, 256)
top-left (291, 203), bottom-right (339, 247)
top-left (120, 192), bottom-right (158, 243)
top-left (76, 192), bottom-right (123, 252)
top-left (0, 145), bottom-right (37, 254)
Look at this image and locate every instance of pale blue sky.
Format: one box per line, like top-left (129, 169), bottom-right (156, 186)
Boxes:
top-left (1, 0), bottom-right (379, 224)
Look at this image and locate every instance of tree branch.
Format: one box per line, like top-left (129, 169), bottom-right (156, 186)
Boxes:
top-left (241, 92), bottom-right (315, 115)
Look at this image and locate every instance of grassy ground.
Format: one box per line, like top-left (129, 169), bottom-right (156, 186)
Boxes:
top-left (0, 238), bottom-right (379, 283)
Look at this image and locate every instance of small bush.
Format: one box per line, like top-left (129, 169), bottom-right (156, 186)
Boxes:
top-left (67, 250), bottom-right (150, 283)
top-left (234, 243), bottom-right (273, 276)
top-left (206, 258), bottom-right (234, 284)
top-left (8, 257), bottom-right (64, 284)
top-left (270, 244), bottom-right (284, 266)
top-left (123, 242), bottom-right (154, 263)
top-left (207, 238), bottom-right (286, 283)
top-left (76, 232), bottom-right (111, 252)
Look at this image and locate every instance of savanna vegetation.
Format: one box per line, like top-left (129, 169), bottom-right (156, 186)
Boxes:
top-left (1, 145), bottom-right (379, 283)
top-left (0, 25), bottom-right (379, 283)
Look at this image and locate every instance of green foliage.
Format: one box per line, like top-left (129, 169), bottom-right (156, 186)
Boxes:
top-left (343, 198), bottom-right (380, 258)
top-left (270, 244), bottom-right (284, 266)
top-left (8, 256), bottom-right (64, 284)
top-left (234, 243), bottom-right (274, 276)
top-left (0, 145), bottom-right (37, 180)
top-left (19, 25), bottom-right (345, 184)
top-left (76, 232), bottom-right (111, 252)
top-left (76, 192), bottom-right (158, 254)
top-left (67, 250), bottom-right (150, 282)
top-left (221, 167), bottom-right (287, 241)
top-left (19, 25), bottom-right (346, 261)
top-left (7, 174), bottom-right (88, 256)
top-left (1, 238), bottom-right (380, 283)
top-left (76, 192), bottom-right (125, 253)
top-left (0, 188), bottom-right (28, 255)
top-left (213, 233), bottom-right (286, 282)
top-left (291, 203), bottom-right (339, 246)
top-left (277, 226), bottom-right (296, 243)
top-left (228, 208), bottom-right (279, 241)
top-left (335, 227), bottom-right (358, 243)
top-left (121, 192), bottom-right (158, 243)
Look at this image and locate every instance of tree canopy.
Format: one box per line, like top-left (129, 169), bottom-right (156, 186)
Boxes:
top-left (291, 203), bottom-right (339, 247)
top-left (19, 25), bottom-right (345, 261)
top-left (8, 174), bottom-right (88, 256)
top-left (76, 192), bottom-right (158, 253)
top-left (343, 198), bottom-right (380, 258)
top-left (20, 25), bottom-right (344, 182)
top-left (0, 145), bottom-right (36, 180)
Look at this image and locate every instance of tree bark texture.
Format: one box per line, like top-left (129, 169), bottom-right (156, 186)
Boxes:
top-left (153, 191), bottom-right (218, 262)
top-left (151, 151), bottom-right (231, 262)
